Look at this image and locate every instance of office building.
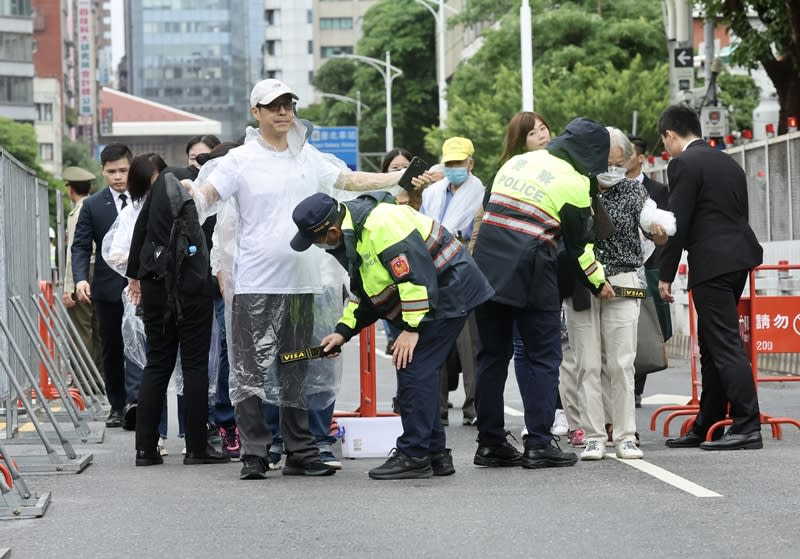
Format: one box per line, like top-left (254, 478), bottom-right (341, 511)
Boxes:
top-left (125, 0), bottom-right (264, 139)
top-left (0, 2), bottom-right (35, 123)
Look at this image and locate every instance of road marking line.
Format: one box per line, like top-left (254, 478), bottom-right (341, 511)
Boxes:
top-left (641, 393), bottom-right (693, 406)
top-left (504, 405), bottom-right (524, 417)
top-left (608, 454), bottom-right (722, 498)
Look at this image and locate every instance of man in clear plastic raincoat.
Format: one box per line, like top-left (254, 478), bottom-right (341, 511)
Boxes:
top-left (188, 79), bottom-right (409, 480)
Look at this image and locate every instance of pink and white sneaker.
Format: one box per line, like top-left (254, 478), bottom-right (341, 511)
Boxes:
top-left (568, 428), bottom-right (585, 447)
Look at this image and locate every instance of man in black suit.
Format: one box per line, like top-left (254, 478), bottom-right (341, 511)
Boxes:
top-left (72, 143), bottom-right (134, 428)
top-left (626, 135), bottom-right (672, 406)
top-left (657, 105), bottom-right (763, 451)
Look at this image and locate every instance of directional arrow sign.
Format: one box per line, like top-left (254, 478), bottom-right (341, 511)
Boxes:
top-left (674, 47), bottom-right (693, 68)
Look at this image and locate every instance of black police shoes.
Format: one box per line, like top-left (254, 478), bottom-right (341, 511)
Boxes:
top-left (430, 448), bottom-right (455, 476)
top-left (522, 441), bottom-right (578, 469)
top-left (369, 449), bottom-right (433, 480)
top-left (473, 440), bottom-right (522, 467)
top-left (121, 402), bottom-right (137, 431)
top-left (665, 431), bottom-right (704, 448)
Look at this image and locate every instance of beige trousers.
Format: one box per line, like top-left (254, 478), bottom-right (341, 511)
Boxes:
top-left (565, 271), bottom-right (640, 443)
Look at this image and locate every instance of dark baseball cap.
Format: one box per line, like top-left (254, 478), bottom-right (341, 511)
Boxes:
top-left (290, 193), bottom-right (342, 252)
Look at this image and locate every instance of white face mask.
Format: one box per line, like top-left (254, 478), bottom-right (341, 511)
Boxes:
top-left (596, 166), bottom-right (627, 187)
top-left (314, 242), bottom-right (339, 251)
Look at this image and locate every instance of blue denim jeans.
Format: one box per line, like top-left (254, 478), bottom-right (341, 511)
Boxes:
top-left (158, 393), bottom-right (185, 438)
top-left (211, 296), bottom-right (235, 428)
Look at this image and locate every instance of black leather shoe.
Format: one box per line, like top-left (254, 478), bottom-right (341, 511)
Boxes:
top-left (368, 449), bottom-right (432, 480)
top-left (283, 458), bottom-right (337, 477)
top-left (700, 431), bottom-right (763, 451)
top-left (184, 444), bottom-right (231, 465)
top-left (121, 402), bottom-right (137, 431)
top-left (522, 440), bottom-right (578, 469)
top-left (135, 449), bottom-right (163, 467)
top-left (665, 431), bottom-right (704, 448)
top-left (430, 448), bottom-right (455, 476)
top-left (239, 455), bottom-right (268, 480)
top-left (474, 440), bottom-right (522, 467)
top-left (105, 408), bottom-right (123, 428)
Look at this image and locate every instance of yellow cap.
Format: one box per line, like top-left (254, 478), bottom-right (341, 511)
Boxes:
top-left (441, 137), bottom-right (474, 163)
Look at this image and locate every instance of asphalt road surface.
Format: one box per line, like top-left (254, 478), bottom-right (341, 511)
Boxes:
top-left (2, 329), bottom-right (799, 558)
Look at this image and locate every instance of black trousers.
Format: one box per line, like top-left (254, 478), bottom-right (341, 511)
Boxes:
top-left (135, 279), bottom-right (213, 454)
top-left (475, 301), bottom-right (561, 448)
top-left (94, 299), bottom-right (127, 411)
top-left (692, 269), bottom-right (761, 435)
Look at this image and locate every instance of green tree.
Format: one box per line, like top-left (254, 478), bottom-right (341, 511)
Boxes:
top-left (717, 72), bottom-right (760, 131)
top-left (697, 0), bottom-right (800, 133)
top-left (62, 136), bottom-right (102, 187)
top-left (0, 117), bottom-right (67, 228)
top-left (312, 0), bottom-right (439, 160)
top-left (0, 116), bottom-right (39, 169)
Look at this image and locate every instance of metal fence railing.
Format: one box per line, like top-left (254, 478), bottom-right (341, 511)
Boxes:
top-left (0, 148), bottom-right (50, 414)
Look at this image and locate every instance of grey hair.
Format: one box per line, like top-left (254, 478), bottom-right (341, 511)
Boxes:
top-left (606, 126), bottom-right (633, 161)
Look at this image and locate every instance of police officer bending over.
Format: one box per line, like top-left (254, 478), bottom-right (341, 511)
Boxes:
top-left (291, 191), bottom-right (494, 480)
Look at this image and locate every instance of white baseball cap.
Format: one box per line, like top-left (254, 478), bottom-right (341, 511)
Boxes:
top-left (250, 79), bottom-right (298, 107)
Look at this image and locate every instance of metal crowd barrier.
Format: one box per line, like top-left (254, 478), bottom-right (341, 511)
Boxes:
top-left (0, 148), bottom-right (102, 518)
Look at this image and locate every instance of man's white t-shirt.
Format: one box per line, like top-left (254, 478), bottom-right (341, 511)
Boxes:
top-left (208, 140), bottom-right (342, 295)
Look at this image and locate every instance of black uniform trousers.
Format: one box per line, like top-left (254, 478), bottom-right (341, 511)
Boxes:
top-left (475, 301), bottom-right (561, 449)
top-left (135, 278), bottom-right (213, 454)
top-left (396, 315), bottom-right (467, 458)
top-left (691, 269), bottom-right (761, 435)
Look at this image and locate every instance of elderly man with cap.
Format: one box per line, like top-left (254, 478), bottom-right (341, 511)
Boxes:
top-left (292, 191), bottom-right (494, 479)
top-left (471, 118), bottom-right (614, 470)
top-left (420, 137), bottom-right (485, 427)
top-left (62, 166), bottom-right (103, 377)
top-left (186, 79), bottom-right (419, 480)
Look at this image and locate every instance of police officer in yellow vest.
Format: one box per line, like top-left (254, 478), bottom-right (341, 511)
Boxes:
top-left (471, 118), bottom-right (615, 470)
top-left (290, 191), bottom-right (494, 480)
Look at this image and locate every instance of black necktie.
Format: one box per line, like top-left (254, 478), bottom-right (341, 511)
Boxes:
top-left (119, 193), bottom-right (127, 209)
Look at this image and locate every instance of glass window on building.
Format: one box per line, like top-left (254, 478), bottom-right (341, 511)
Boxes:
top-left (307, 9), bottom-right (312, 24)
top-left (39, 143), bottom-right (53, 162)
top-left (0, 76), bottom-right (32, 103)
top-left (320, 17), bottom-right (353, 30)
top-left (0, 0), bottom-right (32, 16)
top-left (0, 32), bottom-right (33, 62)
top-left (320, 46), bottom-right (353, 59)
top-left (307, 40), bottom-right (313, 55)
top-left (35, 102), bottom-right (52, 121)
top-left (264, 9), bottom-right (275, 25)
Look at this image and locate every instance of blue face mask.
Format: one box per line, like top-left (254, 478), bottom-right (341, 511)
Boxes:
top-left (444, 167), bottom-right (469, 186)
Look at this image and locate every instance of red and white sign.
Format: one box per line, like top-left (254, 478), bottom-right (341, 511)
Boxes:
top-left (78, 0), bottom-right (93, 116)
top-left (738, 297), bottom-right (800, 354)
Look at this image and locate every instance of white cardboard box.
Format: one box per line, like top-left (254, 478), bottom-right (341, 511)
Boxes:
top-left (338, 416), bottom-right (403, 459)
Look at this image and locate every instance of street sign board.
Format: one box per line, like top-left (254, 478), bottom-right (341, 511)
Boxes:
top-left (308, 126), bottom-right (359, 171)
top-left (674, 48), bottom-right (693, 68)
top-left (672, 47), bottom-right (694, 91)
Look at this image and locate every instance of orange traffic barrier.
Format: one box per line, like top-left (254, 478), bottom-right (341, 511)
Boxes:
top-left (37, 281), bottom-right (85, 410)
top-left (333, 324), bottom-right (397, 423)
top-left (704, 265), bottom-right (800, 440)
top-left (650, 291), bottom-right (700, 435)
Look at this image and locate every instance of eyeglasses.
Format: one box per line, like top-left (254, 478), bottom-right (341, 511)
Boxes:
top-left (257, 100), bottom-right (296, 113)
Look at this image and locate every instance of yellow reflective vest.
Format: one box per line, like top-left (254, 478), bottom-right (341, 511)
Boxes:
top-left (332, 193), bottom-right (494, 341)
top-left (473, 149), bottom-right (605, 310)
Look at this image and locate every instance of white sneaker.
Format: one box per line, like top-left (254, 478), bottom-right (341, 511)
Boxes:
top-left (580, 439), bottom-right (605, 460)
top-left (616, 439), bottom-right (644, 459)
top-left (181, 441), bottom-right (186, 456)
top-left (551, 409), bottom-right (568, 436)
top-left (157, 437), bottom-right (169, 456)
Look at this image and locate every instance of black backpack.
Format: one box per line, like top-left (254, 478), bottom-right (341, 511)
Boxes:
top-left (152, 173), bottom-right (209, 325)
